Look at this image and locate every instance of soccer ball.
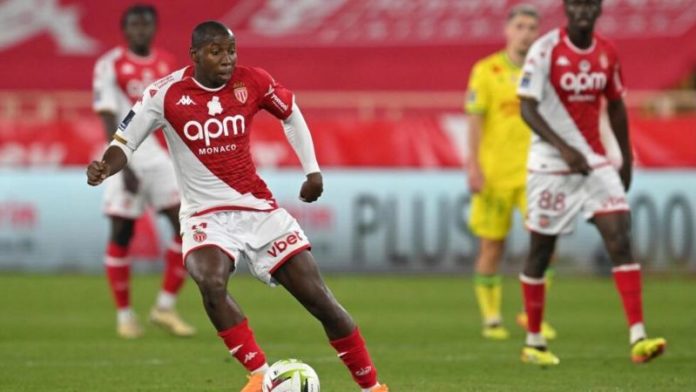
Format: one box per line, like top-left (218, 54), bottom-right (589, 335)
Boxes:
top-left (262, 359), bottom-right (320, 392)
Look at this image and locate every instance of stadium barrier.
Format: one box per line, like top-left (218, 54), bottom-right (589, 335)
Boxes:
top-left (1, 169), bottom-right (694, 273)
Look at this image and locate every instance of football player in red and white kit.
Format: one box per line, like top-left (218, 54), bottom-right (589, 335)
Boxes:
top-left (92, 5), bottom-right (194, 339)
top-left (87, 21), bottom-right (388, 392)
top-left (516, 0), bottom-right (665, 366)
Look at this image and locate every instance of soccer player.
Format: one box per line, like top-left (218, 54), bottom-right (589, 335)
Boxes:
top-left (87, 21), bottom-right (388, 392)
top-left (517, 0), bottom-right (666, 365)
top-left (92, 4), bottom-right (194, 338)
top-left (465, 4), bottom-right (556, 340)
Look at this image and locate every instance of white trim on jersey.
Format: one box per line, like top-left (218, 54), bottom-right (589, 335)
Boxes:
top-left (93, 47), bottom-right (124, 114)
top-left (282, 100), bottom-right (320, 175)
top-left (518, 29), bottom-right (558, 102)
top-left (563, 35), bottom-right (596, 55)
top-left (191, 76), bottom-right (227, 92)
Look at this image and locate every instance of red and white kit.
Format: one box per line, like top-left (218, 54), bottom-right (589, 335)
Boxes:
top-left (93, 47), bottom-right (179, 218)
top-left (517, 28), bottom-right (629, 235)
top-left (110, 65), bottom-right (320, 284)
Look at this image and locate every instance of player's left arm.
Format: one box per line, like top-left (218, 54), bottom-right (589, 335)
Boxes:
top-left (281, 101), bottom-right (322, 203)
top-left (607, 98), bottom-right (632, 191)
top-left (256, 67), bottom-right (322, 203)
top-left (604, 52), bottom-right (632, 190)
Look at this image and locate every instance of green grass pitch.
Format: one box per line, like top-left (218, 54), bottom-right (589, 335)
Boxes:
top-left (0, 273), bottom-right (694, 391)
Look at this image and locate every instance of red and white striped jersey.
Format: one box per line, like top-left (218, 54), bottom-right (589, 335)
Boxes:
top-left (93, 46), bottom-right (176, 168)
top-left (517, 28), bottom-right (626, 173)
top-left (112, 65), bottom-right (295, 219)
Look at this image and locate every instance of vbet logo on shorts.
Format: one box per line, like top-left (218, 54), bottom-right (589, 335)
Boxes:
top-left (266, 231), bottom-right (304, 258)
top-left (183, 96), bottom-right (246, 148)
top-left (560, 60), bottom-right (606, 96)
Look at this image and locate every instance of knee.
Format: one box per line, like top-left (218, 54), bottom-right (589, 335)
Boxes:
top-left (110, 219), bottom-right (135, 246)
top-left (192, 273), bottom-right (228, 307)
top-left (605, 231), bottom-right (632, 261)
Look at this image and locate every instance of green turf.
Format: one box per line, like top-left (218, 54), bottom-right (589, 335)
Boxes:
top-left (0, 273), bottom-right (694, 391)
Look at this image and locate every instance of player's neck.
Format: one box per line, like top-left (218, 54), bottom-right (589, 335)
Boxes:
top-left (565, 26), bottom-right (594, 49)
top-left (128, 45), bottom-right (151, 57)
top-left (504, 47), bottom-right (524, 68)
top-left (193, 70), bottom-right (225, 89)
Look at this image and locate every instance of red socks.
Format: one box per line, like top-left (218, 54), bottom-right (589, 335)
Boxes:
top-left (330, 328), bottom-right (378, 389)
top-left (612, 263), bottom-right (644, 326)
top-left (218, 319), bottom-right (267, 372)
top-left (161, 237), bottom-right (186, 295)
top-left (104, 242), bottom-right (131, 309)
top-left (520, 274), bottom-right (546, 335)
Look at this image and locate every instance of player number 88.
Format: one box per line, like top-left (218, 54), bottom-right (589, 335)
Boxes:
top-left (539, 190), bottom-right (566, 211)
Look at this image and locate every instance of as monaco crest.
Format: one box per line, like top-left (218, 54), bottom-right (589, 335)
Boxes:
top-left (234, 83), bottom-right (248, 104)
top-left (192, 223), bottom-right (208, 243)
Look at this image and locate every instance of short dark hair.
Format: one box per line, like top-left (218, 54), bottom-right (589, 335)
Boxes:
top-left (507, 4), bottom-right (540, 21)
top-left (191, 21), bottom-right (234, 49)
top-left (121, 4), bottom-right (158, 29)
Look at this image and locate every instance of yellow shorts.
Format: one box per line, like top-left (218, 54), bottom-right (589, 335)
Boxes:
top-left (468, 186), bottom-right (526, 240)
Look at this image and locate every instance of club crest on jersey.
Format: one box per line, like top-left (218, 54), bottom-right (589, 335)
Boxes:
top-left (207, 96), bottom-right (223, 116)
top-left (233, 82), bottom-right (248, 104)
top-left (599, 53), bottom-right (609, 69)
top-left (191, 223), bottom-right (208, 243)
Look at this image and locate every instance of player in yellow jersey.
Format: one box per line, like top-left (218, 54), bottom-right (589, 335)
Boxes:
top-left (465, 4), bottom-right (555, 340)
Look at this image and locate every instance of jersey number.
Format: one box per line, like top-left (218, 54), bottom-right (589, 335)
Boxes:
top-left (538, 190), bottom-right (566, 211)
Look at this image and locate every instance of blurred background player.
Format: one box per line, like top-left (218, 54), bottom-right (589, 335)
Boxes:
top-left (465, 4), bottom-right (556, 340)
top-left (87, 21), bottom-right (388, 392)
top-left (92, 4), bottom-right (194, 339)
top-left (517, 0), bottom-right (666, 365)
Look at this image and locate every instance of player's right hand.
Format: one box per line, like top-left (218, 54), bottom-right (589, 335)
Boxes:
top-left (86, 160), bottom-right (111, 186)
top-left (299, 172), bottom-right (323, 203)
top-left (559, 145), bottom-right (591, 175)
top-left (467, 164), bottom-right (485, 193)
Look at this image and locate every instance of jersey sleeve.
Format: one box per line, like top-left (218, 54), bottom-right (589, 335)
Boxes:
top-left (464, 62), bottom-right (490, 115)
top-left (604, 51), bottom-right (626, 101)
top-left (92, 56), bottom-right (119, 114)
top-left (517, 40), bottom-right (549, 101)
top-left (110, 84), bottom-right (165, 154)
top-left (252, 67), bottom-right (294, 120)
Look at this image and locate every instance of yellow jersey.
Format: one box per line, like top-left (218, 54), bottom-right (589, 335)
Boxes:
top-left (465, 51), bottom-right (531, 189)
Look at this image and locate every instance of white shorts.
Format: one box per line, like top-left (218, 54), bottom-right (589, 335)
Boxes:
top-left (103, 158), bottom-right (180, 219)
top-left (525, 165), bottom-right (630, 235)
top-left (181, 208), bottom-right (311, 285)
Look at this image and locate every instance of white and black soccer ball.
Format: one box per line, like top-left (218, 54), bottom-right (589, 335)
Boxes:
top-left (262, 359), bottom-right (320, 392)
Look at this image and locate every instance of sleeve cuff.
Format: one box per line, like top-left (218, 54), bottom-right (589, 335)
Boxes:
top-left (109, 139), bottom-right (133, 162)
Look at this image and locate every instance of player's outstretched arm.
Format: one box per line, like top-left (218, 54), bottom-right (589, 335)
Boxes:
top-left (520, 97), bottom-right (591, 175)
top-left (281, 102), bottom-right (322, 202)
top-left (607, 98), bottom-right (632, 190)
top-left (86, 145), bottom-right (128, 186)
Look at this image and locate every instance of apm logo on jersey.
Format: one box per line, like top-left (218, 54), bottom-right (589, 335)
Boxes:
top-left (559, 59), bottom-right (606, 100)
top-left (183, 96), bottom-right (246, 154)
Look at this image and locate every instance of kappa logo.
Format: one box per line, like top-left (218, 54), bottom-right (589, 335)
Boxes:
top-left (191, 222), bottom-right (208, 243)
top-left (177, 95), bottom-right (196, 105)
top-left (243, 352), bottom-right (258, 364)
top-left (207, 96), bottom-right (223, 116)
top-left (266, 231), bottom-right (305, 258)
top-left (556, 56), bottom-right (571, 66)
